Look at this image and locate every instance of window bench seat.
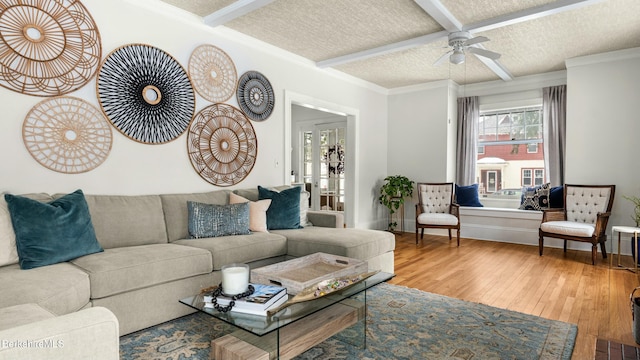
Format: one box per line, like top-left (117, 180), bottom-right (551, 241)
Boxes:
top-left (456, 206), bottom-right (595, 252)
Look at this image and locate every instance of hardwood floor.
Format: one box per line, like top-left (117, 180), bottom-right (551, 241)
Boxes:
top-left (389, 232), bottom-right (640, 360)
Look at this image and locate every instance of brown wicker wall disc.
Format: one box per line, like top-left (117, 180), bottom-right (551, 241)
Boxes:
top-left (23, 96), bottom-right (112, 173)
top-left (237, 70), bottom-right (274, 121)
top-left (0, 0), bottom-right (102, 96)
top-left (187, 104), bottom-right (257, 187)
top-left (188, 44), bottom-right (237, 103)
top-left (96, 44), bottom-right (195, 144)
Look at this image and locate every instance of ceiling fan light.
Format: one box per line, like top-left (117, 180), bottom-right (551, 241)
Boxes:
top-left (450, 50), bottom-right (465, 65)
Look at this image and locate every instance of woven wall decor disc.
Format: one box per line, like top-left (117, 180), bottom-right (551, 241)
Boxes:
top-left (96, 44), bottom-right (195, 144)
top-left (0, 0), bottom-right (102, 96)
top-left (187, 103), bottom-right (257, 187)
top-left (188, 44), bottom-right (237, 103)
top-left (237, 70), bottom-right (274, 121)
top-left (23, 96), bottom-right (112, 174)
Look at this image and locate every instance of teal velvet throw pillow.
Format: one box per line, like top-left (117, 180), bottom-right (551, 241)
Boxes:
top-left (258, 186), bottom-right (302, 230)
top-left (4, 189), bottom-right (103, 270)
top-left (187, 201), bottom-right (250, 238)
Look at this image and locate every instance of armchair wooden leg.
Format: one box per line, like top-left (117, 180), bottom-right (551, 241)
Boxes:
top-left (456, 229), bottom-right (460, 247)
top-left (600, 241), bottom-right (608, 259)
top-left (591, 244), bottom-right (597, 265)
top-left (448, 229), bottom-right (452, 241)
top-left (415, 228), bottom-right (419, 245)
top-left (563, 240), bottom-right (567, 253)
top-left (539, 236), bottom-right (544, 256)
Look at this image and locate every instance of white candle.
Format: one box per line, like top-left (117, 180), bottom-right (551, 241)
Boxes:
top-left (221, 263), bottom-right (249, 296)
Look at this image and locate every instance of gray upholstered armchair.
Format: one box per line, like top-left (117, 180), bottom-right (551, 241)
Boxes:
top-left (415, 182), bottom-right (460, 246)
top-left (539, 184), bottom-right (616, 265)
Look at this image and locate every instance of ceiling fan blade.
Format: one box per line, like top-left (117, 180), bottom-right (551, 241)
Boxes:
top-left (433, 50), bottom-right (453, 66)
top-left (464, 36), bottom-right (489, 46)
top-left (467, 47), bottom-right (501, 60)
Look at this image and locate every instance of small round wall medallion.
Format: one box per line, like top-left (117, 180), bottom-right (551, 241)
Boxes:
top-left (188, 44), bottom-right (237, 103)
top-left (237, 71), bottom-right (274, 121)
top-left (22, 96), bottom-right (112, 173)
top-left (96, 44), bottom-right (195, 144)
top-left (187, 103), bottom-right (257, 187)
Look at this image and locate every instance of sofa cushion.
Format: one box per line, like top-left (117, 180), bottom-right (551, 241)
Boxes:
top-left (174, 232), bottom-right (287, 270)
top-left (84, 194), bottom-right (167, 249)
top-left (160, 191), bottom-right (230, 242)
top-left (70, 244), bottom-right (212, 299)
top-left (188, 201), bottom-right (250, 238)
top-left (258, 186), bottom-right (302, 230)
top-left (5, 190), bottom-right (103, 269)
top-left (0, 303), bottom-right (55, 331)
top-left (275, 227), bottom-right (395, 261)
top-left (0, 262), bottom-right (90, 315)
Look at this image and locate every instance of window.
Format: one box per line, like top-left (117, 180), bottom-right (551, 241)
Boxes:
top-left (477, 106), bottom-right (544, 208)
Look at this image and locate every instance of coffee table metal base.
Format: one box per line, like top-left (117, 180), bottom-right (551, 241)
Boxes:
top-left (211, 299), bottom-right (365, 360)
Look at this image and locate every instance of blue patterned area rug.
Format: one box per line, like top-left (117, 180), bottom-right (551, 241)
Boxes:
top-left (120, 283), bottom-right (576, 359)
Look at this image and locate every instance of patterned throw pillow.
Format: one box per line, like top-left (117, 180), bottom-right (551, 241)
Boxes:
top-left (187, 201), bottom-right (250, 238)
top-left (519, 183), bottom-right (551, 210)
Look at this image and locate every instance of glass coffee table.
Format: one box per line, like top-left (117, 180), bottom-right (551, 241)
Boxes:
top-left (180, 271), bottom-right (394, 360)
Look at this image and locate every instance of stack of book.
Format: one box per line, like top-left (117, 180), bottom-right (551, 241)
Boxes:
top-left (204, 283), bottom-right (288, 316)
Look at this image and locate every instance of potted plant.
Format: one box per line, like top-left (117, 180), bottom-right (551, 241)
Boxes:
top-left (378, 175), bottom-right (414, 232)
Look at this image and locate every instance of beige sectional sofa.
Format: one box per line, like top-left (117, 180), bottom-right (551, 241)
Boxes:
top-left (0, 185), bottom-right (394, 359)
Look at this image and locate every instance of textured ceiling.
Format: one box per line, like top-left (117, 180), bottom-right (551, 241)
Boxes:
top-left (157, 0), bottom-right (640, 89)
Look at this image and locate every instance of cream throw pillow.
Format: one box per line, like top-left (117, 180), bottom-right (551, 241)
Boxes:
top-left (0, 195), bottom-right (19, 266)
top-left (229, 193), bottom-right (271, 232)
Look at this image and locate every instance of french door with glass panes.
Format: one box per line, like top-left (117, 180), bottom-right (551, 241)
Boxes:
top-left (301, 123), bottom-right (346, 213)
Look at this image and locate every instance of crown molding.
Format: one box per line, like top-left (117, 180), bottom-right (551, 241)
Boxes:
top-left (388, 79), bottom-right (458, 95)
top-left (565, 47), bottom-right (640, 68)
top-left (457, 70), bottom-right (567, 97)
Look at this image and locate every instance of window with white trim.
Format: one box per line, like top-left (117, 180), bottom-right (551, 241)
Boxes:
top-left (476, 106), bottom-right (545, 208)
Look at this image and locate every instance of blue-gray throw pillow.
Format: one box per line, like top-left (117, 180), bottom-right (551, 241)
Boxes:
top-left (187, 201), bottom-right (250, 238)
top-left (455, 184), bottom-right (483, 207)
top-left (258, 186), bottom-right (302, 230)
top-left (4, 189), bottom-right (103, 270)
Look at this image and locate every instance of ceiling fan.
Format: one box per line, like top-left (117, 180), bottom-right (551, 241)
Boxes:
top-left (434, 31), bottom-right (501, 66)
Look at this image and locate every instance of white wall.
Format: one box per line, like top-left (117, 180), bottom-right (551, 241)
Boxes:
top-left (566, 48), bottom-right (640, 254)
top-left (0, 0), bottom-right (389, 229)
top-left (386, 80), bottom-right (456, 230)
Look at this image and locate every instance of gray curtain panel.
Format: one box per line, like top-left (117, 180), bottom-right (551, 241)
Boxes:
top-left (456, 96), bottom-right (479, 186)
top-left (542, 85), bottom-right (566, 187)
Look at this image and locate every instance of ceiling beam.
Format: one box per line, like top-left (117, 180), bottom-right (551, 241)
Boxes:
top-left (203, 0), bottom-right (275, 27)
top-left (316, 31), bottom-right (449, 68)
top-left (317, 0), bottom-right (602, 81)
top-left (472, 44), bottom-right (513, 81)
top-left (464, 0), bottom-right (605, 33)
top-left (413, 0), bottom-right (461, 32)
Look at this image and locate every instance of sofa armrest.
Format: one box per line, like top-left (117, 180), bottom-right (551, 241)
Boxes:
top-left (0, 307), bottom-right (119, 360)
top-left (307, 210), bottom-right (344, 228)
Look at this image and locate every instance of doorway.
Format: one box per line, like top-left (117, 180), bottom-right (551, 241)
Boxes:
top-left (300, 122), bottom-right (347, 212)
top-left (284, 91), bottom-right (358, 228)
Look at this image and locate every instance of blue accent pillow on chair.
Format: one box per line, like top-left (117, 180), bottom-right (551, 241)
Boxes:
top-left (455, 184), bottom-right (483, 207)
top-left (258, 186), bottom-right (302, 230)
top-left (4, 189), bottom-right (103, 270)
